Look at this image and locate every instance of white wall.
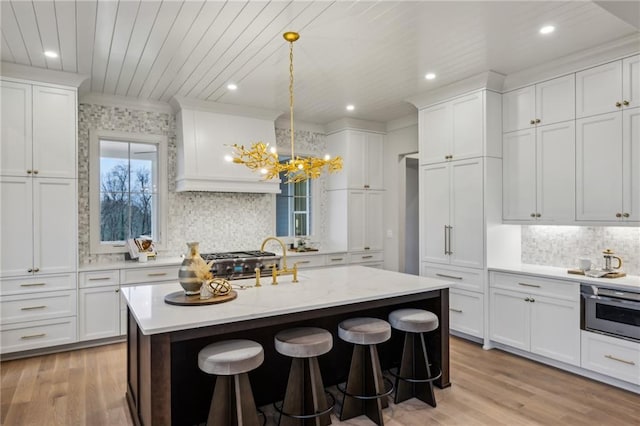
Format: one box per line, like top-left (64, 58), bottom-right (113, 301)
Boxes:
top-left (383, 115), bottom-right (419, 271)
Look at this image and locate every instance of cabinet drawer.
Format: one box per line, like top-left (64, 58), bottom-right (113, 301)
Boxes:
top-left (120, 265), bottom-right (178, 284)
top-left (79, 270), bottom-right (119, 288)
top-left (0, 317), bottom-right (77, 354)
top-left (449, 289), bottom-right (484, 338)
top-left (349, 251), bottom-right (383, 264)
top-left (0, 290), bottom-right (76, 324)
top-left (490, 272), bottom-right (577, 300)
top-left (290, 254), bottom-right (325, 269)
top-left (421, 263), bottom-right (483, 292)
top-left (581, 331), bottom-right (640, 385)
top-left (325, 253), bottom-right (348, 266)
top-left (0, 273), bottom-right (76, 296)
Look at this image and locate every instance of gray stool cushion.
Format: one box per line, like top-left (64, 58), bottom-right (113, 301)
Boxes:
top-left (198, 339), bottom-right (264, 376)
top-left (338, 317), bottom-right (391, 345)
top-left (389, 308), bottom-right (439, 333)
top-left (275, 327), bottom-right (333, 358)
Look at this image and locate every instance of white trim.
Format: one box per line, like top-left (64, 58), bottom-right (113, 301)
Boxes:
top-left (89, 129), bottom-right (168, 255)
top-left (275, 118), bottom-right (325, 134)
top-left (169, 96), bottom-right (281, 120)
top-left (80, 92), bottom-right (172, 114)
top-left (386, 114), bottom-right (418, 132)
top-left (0, 62), bottom-right (87, 88)
top-left (324, 117), bottom-right (387, 135)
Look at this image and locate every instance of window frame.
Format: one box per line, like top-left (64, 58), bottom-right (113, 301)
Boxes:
top-left (89, 129), bottom-right (168, 254)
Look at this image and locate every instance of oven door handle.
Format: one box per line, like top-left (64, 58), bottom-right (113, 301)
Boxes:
top-left (597, 288), bottom-right (640, 302)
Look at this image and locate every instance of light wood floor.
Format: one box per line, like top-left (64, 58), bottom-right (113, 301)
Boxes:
top-left (1, 337), bottom-right (638, 425)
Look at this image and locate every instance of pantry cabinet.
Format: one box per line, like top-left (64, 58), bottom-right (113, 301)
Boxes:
top-left (326, 129), bottom-right (384, 190)
top-left (327, 189), bottom-right (384, 252)
top-left (503, 121), bottom-right (575, 222)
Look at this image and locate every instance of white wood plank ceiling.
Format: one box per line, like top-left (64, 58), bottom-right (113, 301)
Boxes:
top-left (1, 1), bottom-right (638, 124)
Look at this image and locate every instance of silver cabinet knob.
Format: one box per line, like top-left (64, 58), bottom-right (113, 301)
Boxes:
top-left (616, 213), bottom-right (622, 218)
top-left (616, 102), bottom-right (622, 108)
top-left (524, 297), bottom-right (531, 302)
top-left (536, 213), bottom-right (541, 218)
top-left (26, 170), bottom-right (32, 174)
top-left (530, 213), bottom-right (536, 218)
top-left (623, 100), bottom-right (630, 106)
top-left (623, 213), bottom-right (630, 218)
top-left (530, 120), bottom-right (535, 125)
top-left (535, 119), bottom-right (541, 124)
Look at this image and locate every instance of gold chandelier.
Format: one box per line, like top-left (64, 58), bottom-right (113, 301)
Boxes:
top-left (231, 31), bottom-right (343, 183)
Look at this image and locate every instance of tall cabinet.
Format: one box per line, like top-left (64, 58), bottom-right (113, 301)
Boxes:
top-left (326, 129), bottom-right (385, 266)
top-left (0, 79), bottom-right (78, 354)
top-left (417, 89), bottom-right (503, 342)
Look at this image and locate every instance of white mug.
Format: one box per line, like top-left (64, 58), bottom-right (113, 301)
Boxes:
top-left (138, 252), bottom-right (148, 263)
top-left (578, 258), bottom-right (591, 271)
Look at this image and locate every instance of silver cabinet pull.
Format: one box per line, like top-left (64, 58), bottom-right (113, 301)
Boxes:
top-left (447, 226), bottom-right (453, 255)
top-left (21, 333), bottom-right (46, 340)
top-left (33, 268), bottom-right (40, 272)
top-left (364, 246), bottom-right (370, 250)
top-left (518, 282), bottom-right (541, 288)
top-left (604, 354), bottom-right (635, 365)
top-left (21, 305), bottom-right (47, 311)
top-left (444, 225), bottom-right (448, 255)
top-left (296, 260), bottom-right (311, 264)
top-left (330, 258), bottom-right (344, 261)
top-left (20, 282), bottom-right (46, 287)
top-left (449, 308), bottom-right (463, 313)
top-left (435, 273), bottom-right (462, 280)
top-left (362, 255), bottom-right (373, 259)
top-left (147, 272), bottom-right (168, 277)
top-left (89, 277), bottom-right (112, 281)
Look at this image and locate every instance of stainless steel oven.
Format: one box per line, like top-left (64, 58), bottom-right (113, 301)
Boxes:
top-left (581, 284), bottom-right (640, 342)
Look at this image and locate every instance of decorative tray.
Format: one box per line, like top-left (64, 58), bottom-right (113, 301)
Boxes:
top-left (164, 290), bottom-right (237, 306)
top-left (567, 269), bottom-right (626, 278)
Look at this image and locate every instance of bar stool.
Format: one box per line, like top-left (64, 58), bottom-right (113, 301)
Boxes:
top-left (274, 327), bottom-right (335, 426)
top-left (388, 308), bottom-right (441, 407)
top-left (198, 339), bottom-right (264, 426)
top-left (337, 317), bottom-right (393, 426)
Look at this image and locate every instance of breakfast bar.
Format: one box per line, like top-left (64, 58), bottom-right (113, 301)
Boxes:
top-left (122, 265), bottom-right (452, 426)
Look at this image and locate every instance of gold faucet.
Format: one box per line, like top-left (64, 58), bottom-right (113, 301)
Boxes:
top-left (258, 236), bottom-right (298, 285)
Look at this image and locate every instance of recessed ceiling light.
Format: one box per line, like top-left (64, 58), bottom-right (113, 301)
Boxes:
top-left (44, 51), bottom-right (58, 58)
top-left (346, 104), bottom-right (355, 111)
top-left (539, 25), bottom-right (555, 35)
top-left (425, 73), bottom-right (436, 80)
top-left (227, 83), bottom-right (238, 91)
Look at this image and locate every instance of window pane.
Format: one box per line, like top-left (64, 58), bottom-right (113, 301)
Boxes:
top-left (130, 193), bottom-right (154, 237)
top-left (294, 181), bottom-right (307, 197)
top-left (294, 213), bottom-right (307, 236)
top-left (130, 143), bottom-right (157, 192)
top-left (294, 196), bottom-right (306, 211)
top-left (100, 191), bottom-right (130, 242)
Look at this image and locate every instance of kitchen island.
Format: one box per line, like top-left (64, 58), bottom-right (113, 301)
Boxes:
top-left (121, 265), bottom-right (452, 426)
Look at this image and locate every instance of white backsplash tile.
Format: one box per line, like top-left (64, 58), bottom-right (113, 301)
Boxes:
top-left (521, 226), bottom-right (640, 275)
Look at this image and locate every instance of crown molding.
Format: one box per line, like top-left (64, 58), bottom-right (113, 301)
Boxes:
top-left (324, 117), bottom-right (386, 135)
top-left (275, 117), bottom-right (325, 134)
top-left (386, 113), bottom-right (418, 132)
top-left (406, 70), bottom-right (505, 110)
top-left (79, 92), bottom-right (172, 114)
top-left (170, 96), bottom-right (281, 121)
top-left (0, 62), bottom-right (87, 88)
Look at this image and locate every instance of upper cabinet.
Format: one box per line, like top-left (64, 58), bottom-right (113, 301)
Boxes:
top-left (502, 74), bottom-right (575, 133)
top-left (419, 90), bottom-right (501, 165)
top-left (326, 129), bottom-right (384, 190)
top-left (171, 97), bottom-right (281, 193)
top-left (1, 80), bottom-right (77, 179)
top-left (576, 54), bottom-right (639, 119)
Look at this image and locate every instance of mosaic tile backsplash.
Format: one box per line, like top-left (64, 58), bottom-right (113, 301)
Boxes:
top-left (78, 103), bottom-right (327, 265)
top-left (521, 226), bottom-right (640, 275)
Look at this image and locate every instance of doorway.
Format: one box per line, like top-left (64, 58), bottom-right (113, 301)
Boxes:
top-left (399, 154), bottom-right (419, 275)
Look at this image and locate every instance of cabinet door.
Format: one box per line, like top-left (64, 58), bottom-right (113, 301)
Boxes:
top-left (576, 60), bottom-right (622, 119)
top-left (33, 179), bottom-right (77, 274)
top-left (622, 108), bottom-right (640, 221)
top-left (503, 129), bottom-right (536, 220)
top-left (420, 102), bottom-right (451, 164)
top-left (347, 190), bottom-right (366, 251)
top-left (365, 191), bottom-right (384, 251)
top-left (449, 288), bottom-right (483, 338)
top-left (449, 159), bottom-right (483, 268)
top-left (503, 85), bottom-right (535, 133)
top-left (0, 177), bottom-right (33, 277)
top-left (451, 92), bottom-right (483, 160)
top-left (536, 122), bottom-right (575, 222)
top-left (576, 112), bottom-right (623, 221)
top-left (346, 131), bottom-right (367, 189)
top-left (536, 74), bottom-right (575, 126)
top-left (490, 288), bottom-right (529, 351)
top-left (365, 133), bottom-right (384, 190)
top-left (1, 81), bottom-right (32, 177)
top-left (420, 164), bottom-right (449, 264)
top-left (529, 295), bottom-right (580, 366)
top-left (622, 54), bottom-right (640, 110)
top-left (79, 286), bottom-right (121, 341)
top-left (32, 86), bottom-right (76, 178)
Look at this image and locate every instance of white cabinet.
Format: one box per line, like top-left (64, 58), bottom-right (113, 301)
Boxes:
top-left (581, 331), bottom-right (640, 385)
top-left (576, 108), bottom-right (640, 222)
top-left (502, 74), bottom-right (575, 133)
top-left (78, 286), bottom-right (121, 341)
top-left (449, 288), bottom-right (484, 338)
top-left (576, 55), bottom-right (639, 119)
top-left (1, 80), bottom-right (77, 178)
top-left (503, 121), bottom-right (575, 222)
top-left (489, 272), bottom-right (580, 366)
top-left (420, 158), bottom-right (484, 268)
top-left (327, 129), bottom-right (384, 190)
top-left (420, 91), bottom-right (500, 164)
top-left (327, 187), bottom-right (384, 253)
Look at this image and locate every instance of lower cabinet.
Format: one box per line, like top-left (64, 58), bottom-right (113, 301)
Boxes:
top-left (0, 317), bottom-right (77, 353)
top-left (489, 272), bottom-right (580, 366)
top-left (581, 331), bottom-right (640, 385)
top-left (78, 286), bottom-right (121, 341)
top-left (449, 288), bottom-right (484, 338)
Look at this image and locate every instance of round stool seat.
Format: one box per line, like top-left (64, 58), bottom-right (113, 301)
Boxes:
top-left (389, 308), bottom-right (438, 333)
top-left (198, 339), bottom-right (264, 376)
top-left (338, 317), bottom-right (391, 345)
top-left (275, 327), bottom-right (333, 358)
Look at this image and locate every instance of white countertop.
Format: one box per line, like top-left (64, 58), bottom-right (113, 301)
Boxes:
top-left (489, 264), bottom-right (640, 291)
top-left (79, 257), bottom-right (184, 272)
top-left (121, 265), bottom-right (452, 335)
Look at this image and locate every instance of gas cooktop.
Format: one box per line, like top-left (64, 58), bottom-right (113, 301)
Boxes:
top-left (200, 251), bottom-right (278, 261)
top-left (200, 250), bottom-right (281, 280)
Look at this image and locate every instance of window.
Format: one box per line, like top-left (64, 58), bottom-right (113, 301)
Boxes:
top-left (276, 178), bottom-right (312, 237)
top-left (90, 130), bottom-right (167, 253)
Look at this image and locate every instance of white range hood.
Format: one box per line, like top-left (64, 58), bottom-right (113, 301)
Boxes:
top-left (170, 97), bottom-right (282, 193)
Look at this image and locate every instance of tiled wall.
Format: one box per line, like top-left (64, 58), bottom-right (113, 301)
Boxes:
top-left (78, 103), bottom-right (327, 265)
top-left (521, 226), bottom-right (640, 275)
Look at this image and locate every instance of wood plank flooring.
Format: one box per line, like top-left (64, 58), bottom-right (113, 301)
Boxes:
top-left (1, 337), bottom-right (638, 425)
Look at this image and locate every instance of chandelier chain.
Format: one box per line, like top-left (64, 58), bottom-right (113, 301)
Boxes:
top-left (289, 40), bottom-right (295, 160)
